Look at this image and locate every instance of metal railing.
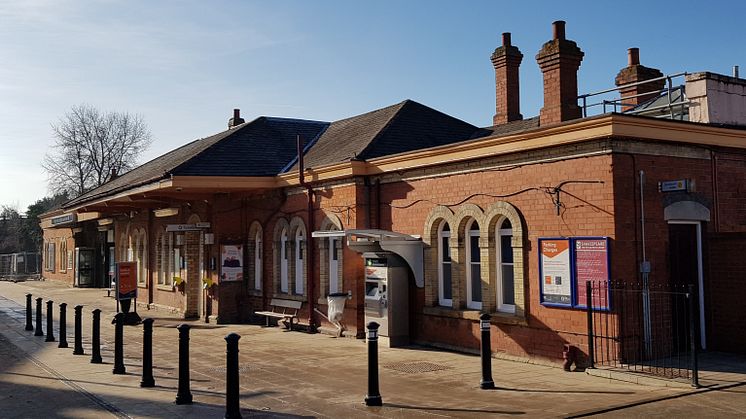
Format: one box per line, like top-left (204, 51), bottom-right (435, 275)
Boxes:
top-left (578, 73), bottom-right (689, 120)
top-left (586, 280), bottom-right (699, 387)
top-left (0, 252), bottom-right (41, 279)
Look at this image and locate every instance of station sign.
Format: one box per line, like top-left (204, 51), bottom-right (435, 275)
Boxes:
top-left (659, 179), bottom-right (692, 193)
top-left (166, 223), bottom-right (211, 232)
top-left (51, 213), bottom-right (76, 226)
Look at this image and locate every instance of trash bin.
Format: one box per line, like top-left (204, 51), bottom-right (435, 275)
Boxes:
top-left (327, 292), bottom-right (348, 337)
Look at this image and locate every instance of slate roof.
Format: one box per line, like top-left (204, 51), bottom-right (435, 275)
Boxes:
top-left (292, 100), bottom-right (485, 170)
top-left (64, 117), bottom-right (328, 208)
top-left (63, 100), bottom-right (541, 209)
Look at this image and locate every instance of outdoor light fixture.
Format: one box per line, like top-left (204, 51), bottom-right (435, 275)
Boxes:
top-left (154, 207), bottom-right (179, 218)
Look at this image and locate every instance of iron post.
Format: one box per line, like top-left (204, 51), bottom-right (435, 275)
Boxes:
top-left (91, 309), bottom-right (102, 364)
top-left (479, 313), bottom-right (495, 389)
top-left (140, 318), bottom-right (155, 387)
top-left (34, 297), bottom-right (43, 336)
top-left (45, 300), bottom-right (55, 342)
top-left (175, 324), bottom-right (193, 404)
top-left (25, 293), bottom-right (33, 331)
top-left (586, 281), bottom-right (595, 369)
top-left (224, 332), bottom-right (242, 419)
top-left (73, 305), bottom-right (84, 355)
top-left (58, 303), bottom-right (68, 348)
top-left (364, 321), bottom-right (382, 406)
top-left (113, 312), bottom-right (125, 374)
top-left (688, 284), bottom-right (700, 388)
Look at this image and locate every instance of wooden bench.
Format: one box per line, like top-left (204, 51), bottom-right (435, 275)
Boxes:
top-left (254, 298), bottom-right (303, 331)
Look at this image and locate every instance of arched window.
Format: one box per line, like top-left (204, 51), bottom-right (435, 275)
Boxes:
top-left (135, 229), bottom-right (147, 286)
top-left (497, 218), bottom-right (515, 313)
top-left (294, 228), bottom-right (305, 295)
top-left (254, 229), bottom-right (262, 291)
top-left (437, 221), bottom-right (452, 307)
top-left (280, 227), bottom-right (289, 293)
top-left (465, 219), bottom-right (482, 310)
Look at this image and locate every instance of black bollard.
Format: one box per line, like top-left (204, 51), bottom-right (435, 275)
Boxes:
top-left (58, 303), bottom-right (68, 348)
top-left (73, 305), bottom-right (84, 355)
top-left (140, 318), bottom-right (155, 388)
top-left (45, 300), bottom-right (55, 342)
top-left (91, 309), bottom-right (102, 364)
top-left (34, 297), bottom-right (44, 336)
top-left (113, 313), bottom-right (125, 374)
top-left (364, 321), bottom-right (382, 407)
top-left (224, 332), bottom-right (242, 419)
top-left (479, 313), bottom-right (495, 389)
top-left (25, 294), bottom-right (33, 331)
top-left (175, 324), bottom-right (193, 405)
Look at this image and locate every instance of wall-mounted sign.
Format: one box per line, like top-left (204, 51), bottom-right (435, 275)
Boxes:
top-left (220, 245), bottom-right (243, 282)
top-left (166, 223), bottom-right (211, 232)
top-left (51, 213), bottom-right (76, 226)
top-left (573, 238), bottom-right (610, 310)
top-left (116, 262), bottom-right (138, 300)
top-left (539, 238), bottom-right (572, 306)
top-left (659, 179), bottom-right (692, 193)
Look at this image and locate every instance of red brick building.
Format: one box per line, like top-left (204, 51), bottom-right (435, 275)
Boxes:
top-left (41, 21), bottom-right (746, 364)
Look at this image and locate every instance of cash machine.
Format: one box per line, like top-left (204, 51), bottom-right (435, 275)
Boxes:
top-left (363, 251), bottom-right (409, 347)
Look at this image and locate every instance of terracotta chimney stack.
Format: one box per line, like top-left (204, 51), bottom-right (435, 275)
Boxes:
top-left (491, 32), bottom-right (523, 125)
top-left (536, 20), bottom-right (584, 126)
top-left (615, 48), bottom-right (664, 111)
top-left (228, 108), bottom-right (245, 128)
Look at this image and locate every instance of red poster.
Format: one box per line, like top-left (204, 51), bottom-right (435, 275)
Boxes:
top-left (117, 262), bottom-right (138, 300)
top-left (574, 238), bottom-right (609, 309)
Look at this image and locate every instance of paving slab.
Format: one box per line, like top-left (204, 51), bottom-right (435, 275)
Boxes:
top-left (1, 280), bottom-right (745, 418)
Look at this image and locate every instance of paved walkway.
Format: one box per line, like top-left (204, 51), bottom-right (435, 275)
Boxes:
top-left (1, 280), bottom-right (745, 418)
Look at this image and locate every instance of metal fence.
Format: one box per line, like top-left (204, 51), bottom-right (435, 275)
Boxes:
top-left (0, 252), bottom-right (40, 280)
top-left (585, 281), bottom-right (699, 387)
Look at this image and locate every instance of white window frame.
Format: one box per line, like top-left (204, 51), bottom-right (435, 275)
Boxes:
top-left (280, 228), bottom-right (288, 293)
top-left (496, 220), bottom-right (515, 314)
top-left (294, 228), bottom-right (304, 295)
top-left (437, 221), bottom-right (452, 307)
top-left (254, 230), bottom-right (262, 291)
top-left (329, 237), bottom-right (339, 294)
top-left (465, 218), bottom-right (482, 310)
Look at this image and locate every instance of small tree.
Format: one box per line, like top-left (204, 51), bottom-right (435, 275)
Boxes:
top-left (43, 105), bottom-right (152, 197)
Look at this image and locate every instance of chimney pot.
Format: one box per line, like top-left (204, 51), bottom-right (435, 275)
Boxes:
top-left (233, 108), bottom-right (240, 119)
top-left (502, 32), bottom-right (511, 47)
top-left (615, 48), bottom-right (664, 110)
top-left (536, 20), bottom-right (584, 125)
top-left (228, 108), bottom-right (245, 128)
top-left (552, 20), bottom-right (566, 40)
top-left (628, 48), bottom-right (640, 66)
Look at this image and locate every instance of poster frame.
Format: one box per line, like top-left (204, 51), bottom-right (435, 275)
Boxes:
top-left (571, 236), bottom-right (611, 311)
top-left (116, 261), bottom-right (138, 301)
top-left (219, 243), bottom-right (244, 283)
top-left (538, 237), bottom-right (574, 308)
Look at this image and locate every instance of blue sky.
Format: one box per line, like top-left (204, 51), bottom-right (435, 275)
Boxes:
top-left (1, 0), bottom-right (744, 210)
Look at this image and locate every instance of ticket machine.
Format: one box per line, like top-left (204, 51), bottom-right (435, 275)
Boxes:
top-left (363, 252), bottom-right (409, 347)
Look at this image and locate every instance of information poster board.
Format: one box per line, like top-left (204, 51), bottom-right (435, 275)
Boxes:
top-left (116, 262), bottom-right (137, 300)
top-left (574, 238), bottom-right (610, 310)
top-left (220, 245), bottom-right (243, 282)
top-left (539, 238), bottom-right (572, 306)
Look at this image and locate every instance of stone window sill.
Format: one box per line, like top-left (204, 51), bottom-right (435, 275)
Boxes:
top-left (422, 306), bottom-right (527, 326)
top-left (247, 289), bottom-right (262, 297)
top-left (156, 284), bottom-right (175, 292)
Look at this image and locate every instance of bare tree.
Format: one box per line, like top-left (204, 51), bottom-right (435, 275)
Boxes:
top-left (43, 105), bottom-right (152, 197)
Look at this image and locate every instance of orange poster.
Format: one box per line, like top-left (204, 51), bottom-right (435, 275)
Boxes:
top-left (539, 238), bottom-right (572, 306)
top-left (117, 262), bottom-right (138, 300)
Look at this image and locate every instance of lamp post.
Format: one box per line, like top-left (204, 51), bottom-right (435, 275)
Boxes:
top-left (479, 313), bottom-right (494, 389)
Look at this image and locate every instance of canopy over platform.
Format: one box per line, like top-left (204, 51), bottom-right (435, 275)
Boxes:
top-left (311, 229), bottom-right (424, 288)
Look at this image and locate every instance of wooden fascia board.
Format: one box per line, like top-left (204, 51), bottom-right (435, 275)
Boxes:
top-left (171, 176), bottom-right (276, 189)
top-left (610, 116), bottom-right (746, 148)
top-left (365, 116), bottom-right (615, 173)
top-left (277, 160), bottom-right (367, 186)
top-left (67, 179), bottom-right (173, 213)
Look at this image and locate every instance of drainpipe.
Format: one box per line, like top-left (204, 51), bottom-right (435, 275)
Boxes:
top-left (297, 135), bottom-right (316, 330)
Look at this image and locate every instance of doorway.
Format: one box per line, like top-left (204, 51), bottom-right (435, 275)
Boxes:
top-left (668, 221), bottom-right (706, 349)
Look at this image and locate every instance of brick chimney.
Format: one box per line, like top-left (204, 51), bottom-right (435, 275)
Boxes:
top-left (536, 21), bottom-right (584, 126)
top-left (228, 108), bottom-right (245, 128)
top-left (614, 48), bottom-right (665, 111)
top-left (491, 32), bottom-right (523, 125)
